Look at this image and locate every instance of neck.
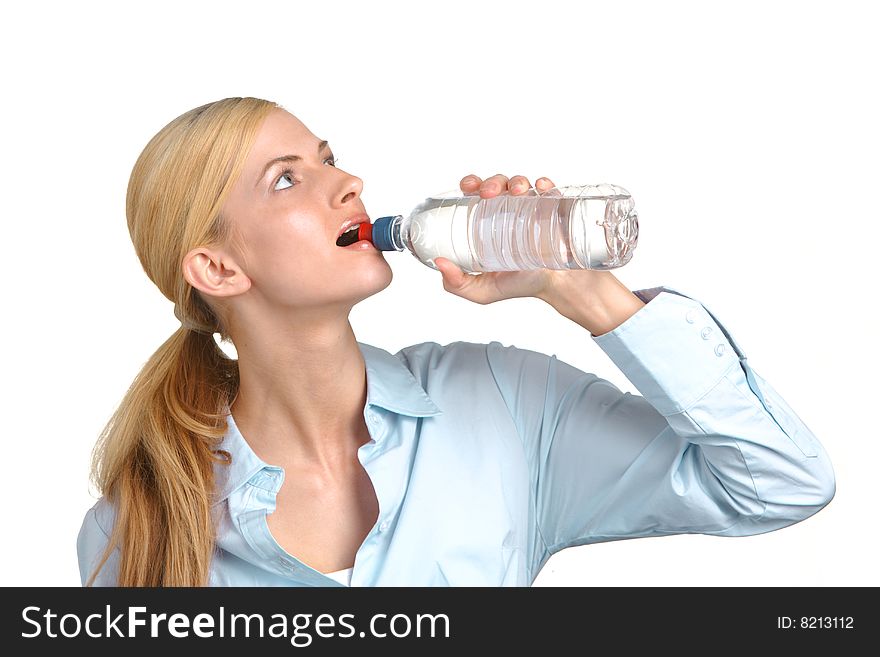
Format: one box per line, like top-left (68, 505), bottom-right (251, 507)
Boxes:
top-left (229, 315), bottom-right (371, 476)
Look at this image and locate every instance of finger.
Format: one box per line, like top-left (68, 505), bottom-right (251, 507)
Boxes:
top-left (460, 174), bottom-right (482, 193)
top-left (435, 257), bottom-right (500, 305)
top-left (509, 175), bottom-right (532, 194)
top-left (480, 174), bottom-right (509, 198)
top-left (536, 177), bottom-right (555, 191)
top-left (434, 257), bottom-right (471, 292)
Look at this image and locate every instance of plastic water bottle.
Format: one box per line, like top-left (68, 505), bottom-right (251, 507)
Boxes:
top-left (359, 184), bottom-right (638, 272)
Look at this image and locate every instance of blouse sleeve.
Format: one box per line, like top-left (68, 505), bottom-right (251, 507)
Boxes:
top-left (76, 499), bottom-right (120, 586)
top-left (484, 286), bottom-right (836, 572)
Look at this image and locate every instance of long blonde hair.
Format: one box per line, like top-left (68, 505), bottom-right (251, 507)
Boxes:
top-left (85, 97), bottom-right (279, 586)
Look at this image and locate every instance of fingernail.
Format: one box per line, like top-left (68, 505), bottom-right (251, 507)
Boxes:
top-left (463, 176), bottom-right (477, 184)
top-left (511, 183), bottom-right (524, 192)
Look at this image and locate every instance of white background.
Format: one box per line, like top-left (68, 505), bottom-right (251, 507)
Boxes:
top-left (2, 0), bottom-right (877, 586)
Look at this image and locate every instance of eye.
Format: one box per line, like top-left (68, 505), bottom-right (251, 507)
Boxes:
top-left (273, 155), bottom-right (340, 191)
top-left (274, 169), bottom-right (296, 191)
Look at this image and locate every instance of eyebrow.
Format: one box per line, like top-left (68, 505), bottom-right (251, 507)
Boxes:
top-left (257, 140), bottom-right (330, 187)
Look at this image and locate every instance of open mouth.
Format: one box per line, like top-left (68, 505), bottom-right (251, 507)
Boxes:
top-left (336, 223), bottom-right (362, 247)
top-left (336, 221), bottom-right (371, 247)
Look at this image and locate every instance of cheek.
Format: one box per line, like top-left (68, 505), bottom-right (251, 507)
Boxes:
top-left (244, 219), bottom-right (338, 292)
top-left (248, 213), bottom-right (326, 261)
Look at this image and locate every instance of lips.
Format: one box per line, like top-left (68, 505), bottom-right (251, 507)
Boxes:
top-left (336, 213), bottom-right (370, 240)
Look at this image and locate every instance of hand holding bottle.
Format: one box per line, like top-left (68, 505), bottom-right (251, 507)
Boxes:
top-left (434, 173), bottom-right (615, 308)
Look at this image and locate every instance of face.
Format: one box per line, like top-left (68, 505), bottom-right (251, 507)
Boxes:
top-left (211, 108), bottom-right (392, 315)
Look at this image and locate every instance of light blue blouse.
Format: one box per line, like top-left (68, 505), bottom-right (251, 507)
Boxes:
top-left (77, 286), bottom-right (836, 586)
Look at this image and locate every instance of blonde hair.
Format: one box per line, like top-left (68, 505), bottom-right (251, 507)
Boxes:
top-left (85, 97), bottom-right (279, 586)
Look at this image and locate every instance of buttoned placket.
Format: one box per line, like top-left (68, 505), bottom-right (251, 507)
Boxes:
top-left (351, 405), bottom-right (403, 582)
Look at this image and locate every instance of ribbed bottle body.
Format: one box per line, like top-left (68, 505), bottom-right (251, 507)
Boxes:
top-left (397, 184), bottom-right (638, 272)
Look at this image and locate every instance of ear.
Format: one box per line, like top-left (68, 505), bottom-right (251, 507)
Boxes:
top-left (181, 247), bottom-right (251, 300)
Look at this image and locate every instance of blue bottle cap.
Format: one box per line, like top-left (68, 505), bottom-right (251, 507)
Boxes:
top-left (371, 215), bottom-right (402, 251)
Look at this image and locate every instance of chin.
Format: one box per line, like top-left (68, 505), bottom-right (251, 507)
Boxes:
top-left (371, 261), bottom-right (394, 292)
top-left (353, 259), bottom-right (393, 299)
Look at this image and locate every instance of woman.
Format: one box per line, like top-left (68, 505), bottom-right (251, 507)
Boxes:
top-left (77, 96), bottom-right (836, 587)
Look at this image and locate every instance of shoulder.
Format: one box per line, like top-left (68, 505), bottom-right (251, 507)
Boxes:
top-left (393, 340), bottom-right (522, 379)
top-left (396, 339), bottom-right (492, 363)
top-left (79, 496), bottom-right (118, 537)
top-left (395, 340), bottom-right (562, 392)
top-left (397, 338), bottom-right (562, 371)
top-left (76, 496), bottom-right (119, 586)
top-left (395, 339), bottom-right (552, 365)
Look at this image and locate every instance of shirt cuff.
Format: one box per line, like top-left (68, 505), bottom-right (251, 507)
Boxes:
top-left (591, 285), bottom-right (747, 417)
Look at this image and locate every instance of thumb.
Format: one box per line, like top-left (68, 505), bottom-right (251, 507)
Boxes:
top-left (434, 257), bottom-right (470, 291)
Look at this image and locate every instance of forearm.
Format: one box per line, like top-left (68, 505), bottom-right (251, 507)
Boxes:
top-left (538, 270), bottom-right (646, 337)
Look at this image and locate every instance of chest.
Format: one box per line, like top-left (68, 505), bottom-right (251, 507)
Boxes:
top-left (265, 462), bottom-right (380, 574)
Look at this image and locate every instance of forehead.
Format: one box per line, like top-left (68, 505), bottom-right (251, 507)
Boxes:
top-left (247, 109), bottom-right (315, 164)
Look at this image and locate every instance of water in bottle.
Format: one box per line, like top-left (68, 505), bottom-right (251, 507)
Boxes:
top-left (359, 184), bottom-right (638, 272)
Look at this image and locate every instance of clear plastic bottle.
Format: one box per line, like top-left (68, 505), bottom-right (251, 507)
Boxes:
top-left (363, 184), bottom-right (639, 272)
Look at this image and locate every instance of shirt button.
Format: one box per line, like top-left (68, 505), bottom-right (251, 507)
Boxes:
top-left (714, 343), bottom-right (726, 357)
top-left (685, 309), bottom-right (697, 323)
top-left (700, 326), bottom-right (713, 339)
top-left (379, 519), bottom-right (390, 532)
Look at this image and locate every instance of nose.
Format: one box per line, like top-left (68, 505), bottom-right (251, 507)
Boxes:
top-left (335, 172), bottom-right (363, 207)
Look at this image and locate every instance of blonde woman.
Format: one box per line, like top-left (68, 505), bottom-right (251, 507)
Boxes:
top-left (77, 97), bottom-right (836, 587)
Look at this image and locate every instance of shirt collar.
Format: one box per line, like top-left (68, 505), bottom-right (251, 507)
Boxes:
top-left (357, 341), bottom-right (443, 417)
top-left (213, 341), bottom-right (443, 503)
